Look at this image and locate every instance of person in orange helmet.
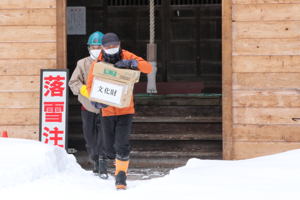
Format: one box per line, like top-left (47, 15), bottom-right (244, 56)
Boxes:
top-left (82, 32), bottom-right (152, 189)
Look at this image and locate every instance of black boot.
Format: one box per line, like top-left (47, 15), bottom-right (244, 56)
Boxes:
top-left (99, 158), bottom-right (108, 179)
top-left (92, 159), bottom-right (99, 174)
top-left (115, 171), bottom-right (127, 190)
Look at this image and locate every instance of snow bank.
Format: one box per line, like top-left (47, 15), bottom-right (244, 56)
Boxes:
top-left (1, 137), bottom-right (300, 200)
top-left (0, 138), bottom-right (81, 188)
top-left (129, 150), bottom-right (300, 200)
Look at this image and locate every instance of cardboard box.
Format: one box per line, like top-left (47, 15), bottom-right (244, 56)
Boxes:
top-left (89, 62), bottom-right (140, 108)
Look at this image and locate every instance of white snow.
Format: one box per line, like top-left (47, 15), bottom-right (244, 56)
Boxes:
top-left (1, 137), bottom-right (300, 200)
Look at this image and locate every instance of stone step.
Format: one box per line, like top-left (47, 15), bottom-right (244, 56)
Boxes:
top-left (134, 95), bottom-right (221, 106)
top-left (131, 133), bottom-right (222, 140)
top-left (69, 132), bottom-right (222, 141)
top-left (73, 150), bottom-right (222, 169)
top-left (135, 106), bottom-right (221, 117)
top-left (68, 115), bottom-right (221, 123)
top-left (132, 116), bottom-right (221, 123)
top-left (69, 122), bottom-right (221, 136)
top-left (131, 140), bottom-right (222, 152)
top-left (130, 151), bottom-right (222, 168)
top-left (68, 106), bottom-right (221, 118)
top-left (130, 150), bottom-right (222, 159)
top-left (69, 137), bottom-right (222, 152)
top-left (69, 94), bottom-right (222, 106)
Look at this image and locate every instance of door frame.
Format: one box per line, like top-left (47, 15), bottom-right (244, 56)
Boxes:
top-left (57, 0), bottom-right (234, 160)
top-left (222, 0), bottom-right (233, 160)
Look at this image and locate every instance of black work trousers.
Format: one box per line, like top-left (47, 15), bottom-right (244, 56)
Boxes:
top-left (81, 109), bottom-right (103, 161)
top-left (101, 114), bottom-right (133, 160)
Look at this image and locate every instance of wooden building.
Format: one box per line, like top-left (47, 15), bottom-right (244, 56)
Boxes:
top-left (0, 0), bottom-right (65, 140)
top-left (0, 0), bottom-right (300, 161)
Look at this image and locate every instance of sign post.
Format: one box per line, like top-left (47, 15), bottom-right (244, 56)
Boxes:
top-left (39, 69), bottom-right (69, 149)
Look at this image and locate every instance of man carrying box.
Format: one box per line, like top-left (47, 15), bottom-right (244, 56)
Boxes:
top-left (82, 32), bottom-right (152, 189)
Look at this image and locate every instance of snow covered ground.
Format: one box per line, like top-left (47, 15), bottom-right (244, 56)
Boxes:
top-left (1, 138), bottom-right (300, 200)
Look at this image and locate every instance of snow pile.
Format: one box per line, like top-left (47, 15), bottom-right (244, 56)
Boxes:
top-left (129, 151), bottom-right (300, 200)
top-left (1, 137), bottom-right (300, 200)
top-left (0, 138), bottom-right (81, 188)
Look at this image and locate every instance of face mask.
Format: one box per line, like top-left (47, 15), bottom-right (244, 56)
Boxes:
top-left (103, 47), bottom-right (120, 55)
top-left (89, 49), bottom-right (101, 60)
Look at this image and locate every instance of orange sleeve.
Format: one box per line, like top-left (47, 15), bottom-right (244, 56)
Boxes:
top-left (123, 50), bottom-right (152, 74)
top-left (86, 61), bottom-right (96, 94)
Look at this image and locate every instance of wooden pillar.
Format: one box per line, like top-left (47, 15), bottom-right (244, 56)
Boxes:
top-left (56, 0), bottom-right (67, 68)
top-left (222, 0), bottom-right (233, 160)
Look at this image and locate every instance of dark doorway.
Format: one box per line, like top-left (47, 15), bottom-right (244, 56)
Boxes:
top-left (67, 0), bottom-right (222, 169)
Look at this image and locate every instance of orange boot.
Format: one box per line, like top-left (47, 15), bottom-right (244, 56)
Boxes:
top-left (115, 159), bottom-right (129, 190)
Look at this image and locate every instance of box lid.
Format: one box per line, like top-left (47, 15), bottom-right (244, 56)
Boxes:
top-left (93, 61), bottom-right (140, 83)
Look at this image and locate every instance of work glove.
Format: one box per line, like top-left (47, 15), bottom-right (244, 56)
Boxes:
top-left (91, 101), bottom-right (108, 109)
top-left (114, 59), bottom-right (138, 70)
top-left (80, 85), bottom-right (89, 98)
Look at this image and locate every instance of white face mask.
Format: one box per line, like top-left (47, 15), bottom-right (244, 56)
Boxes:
top-left (103, 47), bottom-right (120, 55)
top-left (89, 49), bottom-right (101, 60)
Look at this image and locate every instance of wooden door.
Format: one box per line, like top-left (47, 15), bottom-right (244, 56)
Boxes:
top-left (166, 1), bottom-right (221, 83)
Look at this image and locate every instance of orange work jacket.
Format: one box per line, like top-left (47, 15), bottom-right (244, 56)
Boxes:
top-left (86, 49), bottom-right (152, 117)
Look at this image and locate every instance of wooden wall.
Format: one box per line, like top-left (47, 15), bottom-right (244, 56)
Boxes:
top-left (0, 0), bottom-right (61, 139)
top-left (229, 0), bottom-right (300, 159)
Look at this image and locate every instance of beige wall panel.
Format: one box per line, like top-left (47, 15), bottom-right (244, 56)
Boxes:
top-left (233, 124), bottom-right (300, 142)
top-left (0, 0), bottom-right (56, 8)
top-left (233, 56), bottom-right (300, 73)
top-left (0, 26), bottom-right (56, 42)
top-left (234, 108), bottom-right (300, 125)
top-left (233, 21), bottom-right (300, 39)
top-left (233, 0), bottom-right (300, 4)
top-left (0, 92), bottom-right (39, 108)
top-left (0, 59), bottom-right (56, 76)
top-left (233, 4), bottom-right (300, 21)
top-left (0, 9), bottom-right (56, 26)
top-left (233, 73), bottom-right (300, 89)
top-left (233, 141), bottom-right (300, 159)
top-left (233, 90), bottom-right (300, 107)
top-left (0, 76), bottom-right (39, 92)
top-left (0, 43), bottom-right (56, 59)
top-left (233, 39), bottom-right (300, 56)
top-left (222, 0), bottom-right (234, 159)
top-left (0, 108), bottom-right (39, 125)
top-left (0, 125), bottom-right (38, 140)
